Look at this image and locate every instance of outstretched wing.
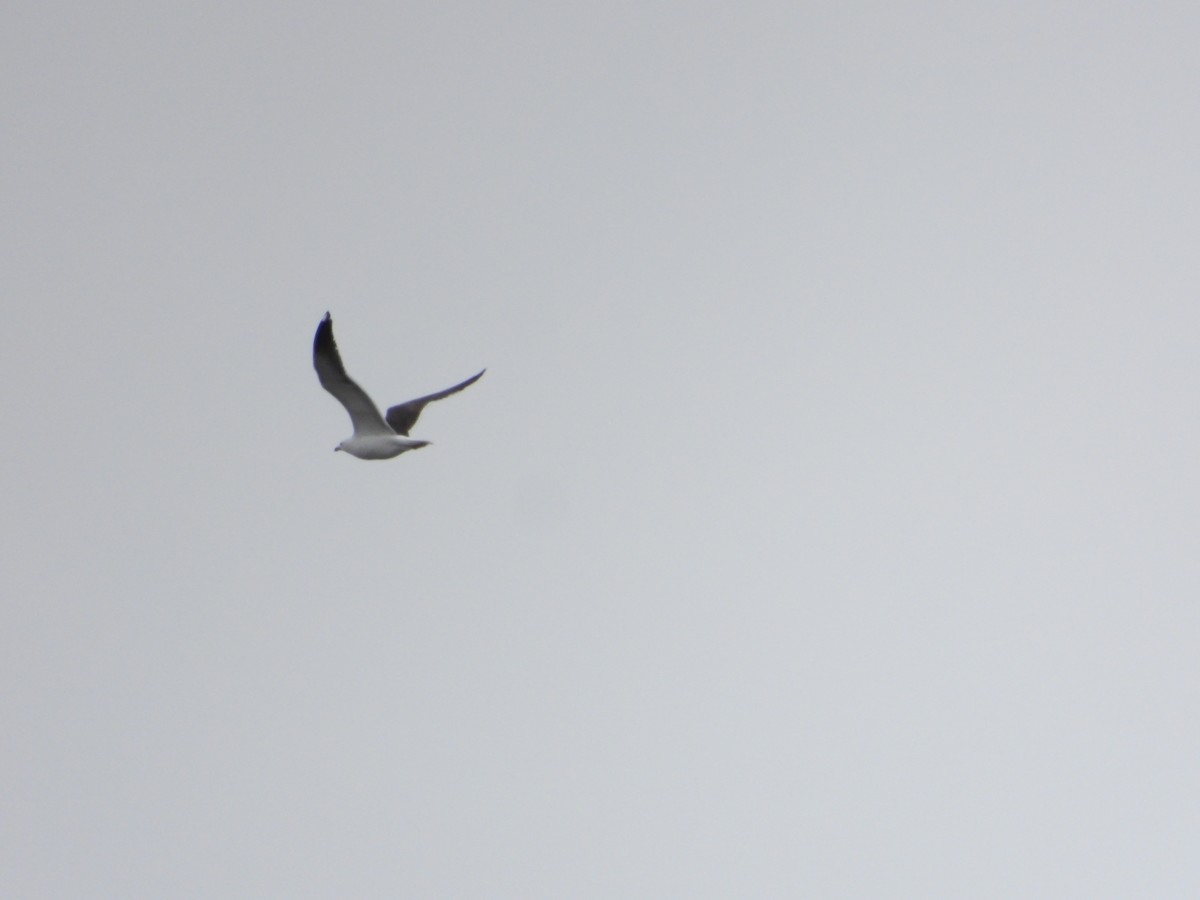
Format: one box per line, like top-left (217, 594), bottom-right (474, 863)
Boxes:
top-left (385, 369), bottom-right (486, 435)
top-left (312, 313), bottom-right (394, 436)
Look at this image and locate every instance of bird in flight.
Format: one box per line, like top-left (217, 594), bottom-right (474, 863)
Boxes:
top-left (313, 312), bottom-right (484, 460)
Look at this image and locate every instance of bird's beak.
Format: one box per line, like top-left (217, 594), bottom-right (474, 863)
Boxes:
top-left (333, 447), bottom-right (340, 452)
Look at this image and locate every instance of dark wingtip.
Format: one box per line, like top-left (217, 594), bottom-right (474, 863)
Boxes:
top-left (314, 312), bottom-right (339, 365)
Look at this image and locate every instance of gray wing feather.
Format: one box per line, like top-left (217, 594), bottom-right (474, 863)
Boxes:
top-left (312, 313), bottom-right (394, 436)
top-left (385, 369), bottom-right (486, 435)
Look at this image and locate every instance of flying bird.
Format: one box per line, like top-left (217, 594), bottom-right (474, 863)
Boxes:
top-left (313, 312), bottom-right (484, 460)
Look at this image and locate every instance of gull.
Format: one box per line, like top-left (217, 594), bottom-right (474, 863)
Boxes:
top-left (313, 312), bottom-right (484, 460)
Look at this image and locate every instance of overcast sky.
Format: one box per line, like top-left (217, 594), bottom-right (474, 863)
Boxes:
top-left (4, 2), bottom-right (1200, 897)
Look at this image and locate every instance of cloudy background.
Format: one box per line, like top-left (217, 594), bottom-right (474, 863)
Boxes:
top-left (4, 2), bottom-right (1199, 896)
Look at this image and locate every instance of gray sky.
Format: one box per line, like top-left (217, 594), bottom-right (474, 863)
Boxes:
top-left (4, 1), bottom-right (1199, 896)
